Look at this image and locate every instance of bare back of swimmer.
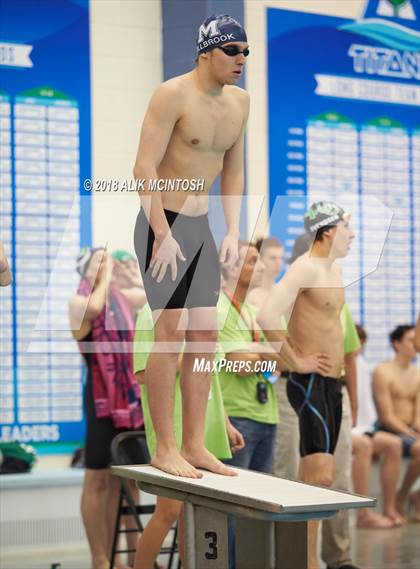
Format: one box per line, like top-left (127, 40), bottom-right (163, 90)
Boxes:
top-left (132, 15), bottom-right (250, 478)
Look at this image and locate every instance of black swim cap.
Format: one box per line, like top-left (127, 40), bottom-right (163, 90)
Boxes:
top-left (304, 201), bottom-right (348, 234)
top-left (196, 14), bottom-right (247, 55)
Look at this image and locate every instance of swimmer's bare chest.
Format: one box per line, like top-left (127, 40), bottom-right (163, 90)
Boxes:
top-left (289, 286), bottom-right (345, 377)
top-left (157, 93), bottom-right (244, 215)
top-left (304, 286), bottom-right (345, 314)
top-left (389, 367), bottom-right (419, 404)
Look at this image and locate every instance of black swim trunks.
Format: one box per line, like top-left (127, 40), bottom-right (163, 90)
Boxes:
top-left (287, 372), bottom-right (343, 456)
top-left (375, 424), bottom-right (417, 458)
top-left (134, 208), bottom-right (221, 310)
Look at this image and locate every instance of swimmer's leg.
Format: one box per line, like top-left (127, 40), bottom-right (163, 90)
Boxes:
top-left (180, 307), bottom-right (236, 476)
top-left (148, 308), bottom-right (202, 479)
top-left (300, 453), bottom-right (335, 569)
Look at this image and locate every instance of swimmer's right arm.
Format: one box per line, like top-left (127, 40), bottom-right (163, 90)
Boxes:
top-left (257, 261), bottom-right (332, 375)
top-left (133, 83), bottom-right (186, 281)
top-left (257, 258), bottom-right (312, 331)
top-left (133, 83), bottom-right (181, 236)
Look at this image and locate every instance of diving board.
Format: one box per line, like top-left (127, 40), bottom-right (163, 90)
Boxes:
top-left (112, 465), bottom-right (375, 569)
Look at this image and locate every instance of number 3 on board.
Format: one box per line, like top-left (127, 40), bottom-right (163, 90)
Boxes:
top-left (204, 531), bottom-right (218, 560)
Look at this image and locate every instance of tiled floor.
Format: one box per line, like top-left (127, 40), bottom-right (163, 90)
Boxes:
top-left (1, 522), bottom-right (419, 569)
top-left (352, 522), bottom-right (420, 569)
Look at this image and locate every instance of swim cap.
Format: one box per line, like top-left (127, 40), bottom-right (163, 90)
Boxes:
top-left (304, 201), bottom-right (348, 234)
top-left (111, 249), bottom-right (136, 263)
top-left (197, 14), bottom-right (247, 55)
top-left (76, 247), bottom-right (104, 276)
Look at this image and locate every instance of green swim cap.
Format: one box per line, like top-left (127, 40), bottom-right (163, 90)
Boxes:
top-left (111, 249), bottom-right (136, 262)
top-left (304, 201), bottom-right (347, 234)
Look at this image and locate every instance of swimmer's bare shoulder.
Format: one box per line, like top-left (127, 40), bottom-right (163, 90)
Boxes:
top-left (134, 78), bottom-right (190, 174)
top-left (227, 84), bottom-right (249, 99)
top-left (146, 75), bottom-right (189, 115)
top-left (373, 361), bottom-right (393, 389)
top-left (288, 253), bottom-right (318, 290)
top-left (151, 78), bottom-right (249, 120)
top-left (226, 85), bottom-right (250, 118)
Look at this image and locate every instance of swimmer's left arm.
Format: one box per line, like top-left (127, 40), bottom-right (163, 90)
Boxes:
top-left (219, 92), bottom-right (250, 265)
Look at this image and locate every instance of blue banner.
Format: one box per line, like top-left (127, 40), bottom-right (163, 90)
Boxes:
top-left (267, 0), bottom-right (419, 363)
top-left (1, 0), bottom-right (91, 448)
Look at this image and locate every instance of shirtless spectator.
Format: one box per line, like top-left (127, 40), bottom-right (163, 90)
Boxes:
top-left (373, 324), bottom-right (420, 521)
top-left (352, 324), bottom-right (403, 527)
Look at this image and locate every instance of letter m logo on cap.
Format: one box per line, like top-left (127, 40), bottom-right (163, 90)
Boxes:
top-left (198, 20), bottom-right (220, 43)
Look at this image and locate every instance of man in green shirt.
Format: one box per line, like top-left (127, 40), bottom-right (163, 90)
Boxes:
top-left (218, 242), bottom-right (281, 472)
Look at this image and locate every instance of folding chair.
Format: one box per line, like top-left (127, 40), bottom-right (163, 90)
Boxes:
top-left (110, 430), bottom-right (179, 569)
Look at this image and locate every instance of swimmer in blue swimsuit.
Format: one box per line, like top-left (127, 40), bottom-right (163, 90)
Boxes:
top-left (258, 201), bottom-right (355, 569)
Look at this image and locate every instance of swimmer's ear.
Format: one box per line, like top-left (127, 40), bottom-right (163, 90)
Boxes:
top-left (322, 227), bottom-right (337, 240)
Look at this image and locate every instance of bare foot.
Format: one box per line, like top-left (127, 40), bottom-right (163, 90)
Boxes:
top-left (93, 557), bottom-right (110, 569)
top-left (357, 511), bottom-right (394, 529)
top-left (409, 491), bottom-right (420, 522)
top-left (182, 445), bottom-right (237, 476)
top-left (93, 561), bottom-right (110, 569)
top-left (384, 509), bottom-right (406, 526)
top-left (151, 450), bottom-right (202, 478)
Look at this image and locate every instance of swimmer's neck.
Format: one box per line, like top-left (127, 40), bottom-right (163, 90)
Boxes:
top-left (308, 242), bottom-right (336, 266)
top-left (192, 67), bottom-right (225, 96)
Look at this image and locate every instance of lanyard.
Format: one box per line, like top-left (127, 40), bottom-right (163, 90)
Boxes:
top-left (223, 289), bottom-right (261, 343)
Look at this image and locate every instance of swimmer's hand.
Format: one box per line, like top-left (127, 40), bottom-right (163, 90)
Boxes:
top-left (219, 233), bottom-right (239, 267)
top-left (226, 420), bottom-right (245, 453)
top-left (295, 353), bottom-right (332, 376)
top-left (150, 233), bottom-right (186, 282)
